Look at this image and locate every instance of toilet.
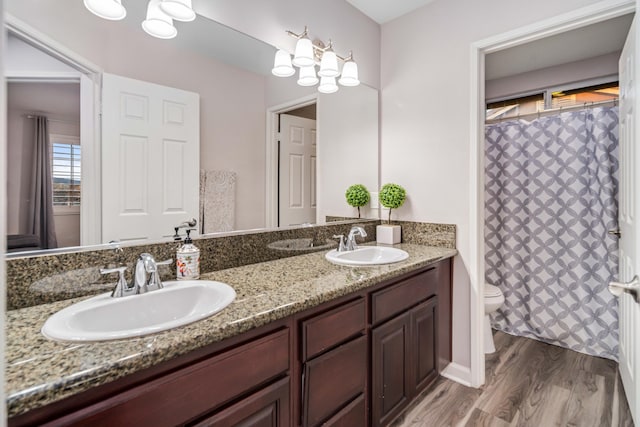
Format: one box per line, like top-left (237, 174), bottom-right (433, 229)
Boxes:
top-left (484, 283), bottom-right (505, 353)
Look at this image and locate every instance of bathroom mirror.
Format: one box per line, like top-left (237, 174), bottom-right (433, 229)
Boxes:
top-left (5, 0), bottom-right (379, 255)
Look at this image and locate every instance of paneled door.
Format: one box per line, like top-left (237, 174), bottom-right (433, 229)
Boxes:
top-left (614, 17), bottom-right (640, 424)
top-left (102, 73), bottom-right (199, 244)
top-left (278, 114), bottom-right (316, 227)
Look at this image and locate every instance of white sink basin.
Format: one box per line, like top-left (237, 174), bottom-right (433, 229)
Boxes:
top-left (42, 280), bottom-right (236, 342)
top-left (325, 246), bottom-right (409, 266)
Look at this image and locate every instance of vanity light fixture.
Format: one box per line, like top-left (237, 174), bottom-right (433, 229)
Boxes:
top-left (83, 0), bottom-right (127, 20)
top-left (84, 0), bottom-right (195, 39)
top-left (272, 26), bottom-right (360, 94)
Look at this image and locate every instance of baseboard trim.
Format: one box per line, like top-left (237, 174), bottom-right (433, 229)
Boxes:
top-left (441, 362), bottom-right (473, 387)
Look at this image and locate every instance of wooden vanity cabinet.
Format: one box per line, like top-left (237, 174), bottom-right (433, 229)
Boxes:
top-left (9, 258), bottom-right (453, 427)
top-left (370, 265), bottom-right (443, 427)
top-left (299, 297), bottom-right (368, 427)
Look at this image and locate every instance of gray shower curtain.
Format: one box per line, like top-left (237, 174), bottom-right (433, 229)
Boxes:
top-left (28, 116), bottom-right (58, 249)
top-left (484, 106), bottom-right (619, 360)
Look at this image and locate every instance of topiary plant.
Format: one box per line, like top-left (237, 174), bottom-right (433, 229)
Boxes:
top-left (379, 183), bottom-right (406, 223)
top-left (345, 184), bottom-right (370, 218)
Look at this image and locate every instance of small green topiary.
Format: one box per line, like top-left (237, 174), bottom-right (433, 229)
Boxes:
top-left (379, 183), bottom-right (406, 223)
top-left (345, 184), bottom-right (370, 218)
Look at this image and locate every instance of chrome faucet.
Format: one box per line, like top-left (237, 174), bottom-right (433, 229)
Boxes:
top-left (100, 253), bottom-right (172, 298)
top-left (346, 226), bottom-right (367, 251)
top-left (333, 234), bottom-right (347, 252)
top-left (134, 253), bottom-right (172, 294)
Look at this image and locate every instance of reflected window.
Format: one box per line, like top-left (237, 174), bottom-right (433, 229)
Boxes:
top-left (50, 134), bottom-right (81, 208)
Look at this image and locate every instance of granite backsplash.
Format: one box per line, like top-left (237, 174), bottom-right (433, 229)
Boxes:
top-left (6, 220), bottom-right (455, 310)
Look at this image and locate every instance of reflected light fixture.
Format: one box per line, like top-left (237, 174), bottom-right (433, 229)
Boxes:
top-left (160, 0), bottom-right (196, 22)
top-left (142, 0), bottom-right (177, 39)
top-left (83, 0), bottom-right (126, 20)
top-left (273, 26), bottom-right (360, 94)
top-left (84, 0), bottom-right (195, 39)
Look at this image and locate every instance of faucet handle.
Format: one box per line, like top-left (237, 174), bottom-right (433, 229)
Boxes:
top-left (100, 266), bottom-right (133, 298)
top-left (332, 235), bottom-right (347, 252)
top-left (148, 258), bottom-right (172, 292)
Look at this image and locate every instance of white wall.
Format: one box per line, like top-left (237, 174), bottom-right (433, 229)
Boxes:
top-left (7, 0), bottom-right (268, 231)
top-left (317, 84), bottom-right (379, 222)
top-left (486, 51), bottom-right (620, 101)
top-left (380, 0), bottom-right (605, 375)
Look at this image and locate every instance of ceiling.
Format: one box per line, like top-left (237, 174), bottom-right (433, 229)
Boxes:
top-left (486, 13), bottom-right (634, 81)
top-left (345, 0), bottom-right (435, 24)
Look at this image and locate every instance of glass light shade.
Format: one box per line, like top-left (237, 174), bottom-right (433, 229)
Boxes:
top-left (318, 76), bottom-right (338, 94)
top-left (83, 0), bottom-right (126, 20)
top-left (142, 0), bottom-right (177, 39)
top-left (160, 0), bottom-right (196, 22)
top-left (318, 51), bottom-right (339, 78)
top-left (292, 38), bottom-right (315, 67)
top-left (272, 50), bottom-right (295, 77)
top-left (338, 61), bottom-right (360, 87)
top-left (297, 66), bottom-right (319, 87)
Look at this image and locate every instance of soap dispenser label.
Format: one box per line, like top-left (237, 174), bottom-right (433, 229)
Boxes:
top-left (177, 250), bottom-right (200, 280)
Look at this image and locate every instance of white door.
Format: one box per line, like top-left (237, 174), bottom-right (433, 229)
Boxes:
top-left (102, 73), bottom-right (199, 243)
top-left (615, 17), bottom-right (640, 424)
top-left (279, 114), bottom-right (316, 226)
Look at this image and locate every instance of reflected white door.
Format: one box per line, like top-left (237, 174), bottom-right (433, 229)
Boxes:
top-left (279, 114), bottom-right (316, 226)
top-left (617, 17), bottom-right (640, 424)
top-left (102, 73), bottom-right (200, 244)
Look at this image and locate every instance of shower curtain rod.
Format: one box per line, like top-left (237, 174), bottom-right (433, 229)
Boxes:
top-left (485, 99), bottom-right (618, 124)
top-left (26, 115), bottom-right (79, 125)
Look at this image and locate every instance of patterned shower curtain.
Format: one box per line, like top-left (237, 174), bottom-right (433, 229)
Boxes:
top-left (484, 106), bottom-right (620, 360)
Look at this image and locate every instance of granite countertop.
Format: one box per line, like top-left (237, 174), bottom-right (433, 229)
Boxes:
top-left (6, 243), bottom-right (456, 418)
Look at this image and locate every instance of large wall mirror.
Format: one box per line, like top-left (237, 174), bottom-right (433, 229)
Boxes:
top-left (5, 0), bottom-right (379, 256)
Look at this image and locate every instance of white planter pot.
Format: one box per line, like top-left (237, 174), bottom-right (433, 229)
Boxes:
top-left (376, 224), bottom-right (401, 245)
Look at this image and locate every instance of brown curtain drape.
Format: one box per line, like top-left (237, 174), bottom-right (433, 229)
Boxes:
top-left (28, 116), bottom-right (57, 249)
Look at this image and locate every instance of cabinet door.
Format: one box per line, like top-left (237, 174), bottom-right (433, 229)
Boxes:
top-left (371, 312), bottom-right (411, 427)
top-left (192, 377), bottom-right (290, 427)
top-left (411, 297), bottom-right (438, 395)
top-left (303, 336), bottom-right (367, 427)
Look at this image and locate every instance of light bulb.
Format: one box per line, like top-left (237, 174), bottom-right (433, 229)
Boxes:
top-left (318, 76), bottom-right (338, 93)
top-left (318, 50), bottom-right (339, 78)
top-left (297, 66), bottom-right (319, 87)
top-left (83, 0), bottom-right (126, 20)
top-left (142, 0), bottom-right (177, 39)
top-left (272, 50), bottom-right (295, 77)
top-left (338, 61), bottom-right (360, 87)
top-left (160, 0), bottom-right (196, 22)
top-left (293, 38), bottom-right (315, 68)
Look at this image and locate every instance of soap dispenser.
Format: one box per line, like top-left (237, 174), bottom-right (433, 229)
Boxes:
top-left (176, 229), bottom-right (200, 280)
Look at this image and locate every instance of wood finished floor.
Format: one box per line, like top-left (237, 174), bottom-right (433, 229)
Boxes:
top-left (393, 330), bottom-right (634, 427)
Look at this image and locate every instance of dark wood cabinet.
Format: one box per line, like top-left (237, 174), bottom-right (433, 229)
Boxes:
top-left (371, 264), bottom-right (445, 427)
top-left (10, 259), bottom-right (453, 427)
top-left (371, 311), bottom-right (411, 427)
top-left (299, 297), bottom-right (368, 427)
top-left (191, 377), bottom-right (290, 427)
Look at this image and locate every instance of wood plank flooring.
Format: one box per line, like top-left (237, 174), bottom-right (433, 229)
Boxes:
top-left (392, 330), bottom-right (634, 427)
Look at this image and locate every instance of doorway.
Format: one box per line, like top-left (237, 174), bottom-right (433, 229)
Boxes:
top-left (5, 16), bottom-right (101, 249)
top-left (469, 0), bottom-right (635, 390)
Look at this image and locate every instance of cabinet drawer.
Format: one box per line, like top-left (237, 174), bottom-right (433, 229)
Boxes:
top-left (371, 266), bottom-right (438, 325)
top-left (50, 328), bottom-right (290, 427)
top-left (191, 377), bottom-right (290, 427)
top-left (321, 394), bottom-right (366, 427)
top-left (303, 335), bottom-right (367, 427)
top-left (302, 298), bottom-right (365, 360)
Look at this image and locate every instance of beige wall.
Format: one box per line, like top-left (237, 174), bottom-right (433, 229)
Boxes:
top-left (381, 0), bottom-right (607, 376)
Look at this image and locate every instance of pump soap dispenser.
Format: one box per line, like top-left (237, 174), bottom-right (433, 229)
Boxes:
top-left (176, 229), bottom-right (200, 280)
